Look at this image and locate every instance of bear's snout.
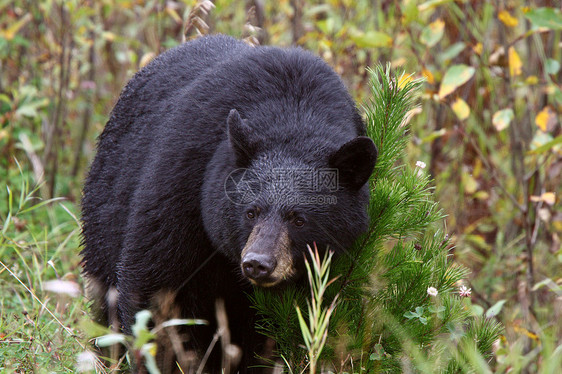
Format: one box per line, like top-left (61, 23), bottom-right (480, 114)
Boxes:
top-left (240, 220), bottom-right (296, 287)
top-left (242, 253), bottom-right (277, 282)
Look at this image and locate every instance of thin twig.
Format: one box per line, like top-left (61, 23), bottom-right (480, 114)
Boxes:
top-left (196, 330), bottom-right (221, 374)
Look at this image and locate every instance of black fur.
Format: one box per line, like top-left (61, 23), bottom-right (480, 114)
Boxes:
top-left (81, 34), bottom-right (377, 372)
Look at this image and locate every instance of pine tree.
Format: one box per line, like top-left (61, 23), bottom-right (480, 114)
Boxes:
top-left (251, 65), bottom-right (502, 373)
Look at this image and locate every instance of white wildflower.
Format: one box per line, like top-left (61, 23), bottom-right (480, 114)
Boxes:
top-left (427, 286), bottom-right (438, 297)
top-left (416, 161), bottom-right (426, 169)
top-left (459, 285), bottom-right (472, 297)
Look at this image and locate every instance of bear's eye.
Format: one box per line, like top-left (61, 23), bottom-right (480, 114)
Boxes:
top-left (294, 218), bottom-right (305, 227)
top-left (246, 210), bottom-right (256, 219)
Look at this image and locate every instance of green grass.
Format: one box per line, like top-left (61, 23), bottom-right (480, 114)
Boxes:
top-left (0, 168), bottom-right (92, 372)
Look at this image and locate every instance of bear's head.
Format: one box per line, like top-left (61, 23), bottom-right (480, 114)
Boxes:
top-left (202, 109), bottom-right (377, 287)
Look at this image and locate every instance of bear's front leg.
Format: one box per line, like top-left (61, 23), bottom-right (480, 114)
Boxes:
top-left (115, 266), bottom-right (153, 333)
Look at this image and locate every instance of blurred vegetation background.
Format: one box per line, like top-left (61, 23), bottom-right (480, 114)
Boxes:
top-left (1, 0), bottom-right (561, 372)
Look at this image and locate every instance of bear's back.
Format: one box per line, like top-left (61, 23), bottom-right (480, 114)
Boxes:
top-left (101, 35), bottom-right (250, 144)
top-left (81, 36), bottom-right (251, 288)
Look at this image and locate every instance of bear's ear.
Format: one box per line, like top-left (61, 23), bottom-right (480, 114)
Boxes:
top-left (227, 109), bottom-right (260, 167)
top-left (329, 136), bottom-right (378, 190)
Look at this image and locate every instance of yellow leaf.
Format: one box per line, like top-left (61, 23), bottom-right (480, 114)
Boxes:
top-left (139, 52), bottom-right (156, 68)
top-left (0, 13), bottom-right (32, 40)
top-left (438, 64), bottom-right (475, 99)
top-left (420, 19), bottom-right (445, 47)
top-left (462, 173), bottom-right (478, 195)
top-left (535, 106), bottom-right (555, 131)
top-left (530, 192), bottom-right (556, 205)
top-left (525, 75), bottom-right (538, 85)
top-left (513, 325), bottom-right (540, 342)
top-left (472, 42), bottom-right (483, 55)
top-left (473, 158), bottom-right (482, 178)
top-left (542, 192), bottom-right (556, 205)
top-left (451, 98), bottom-right (470, 120)
top-left (102, 31), bottom-right (116, 42)
top-left (509, 47), bottom-right (522, 76)
top-left (422, 69), bottom-right (435, 84)
top-left (474, 191), bottom-right (490, 200)
top-left (398, 74), bottom-right (412, 89)
top-left (431, 19), bottom-right (445, 31)
top-left (498, 10), bottom-right (519, 27)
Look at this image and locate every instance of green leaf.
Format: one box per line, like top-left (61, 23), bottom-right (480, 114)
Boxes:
top-left (295, 306), bottom-right (312, 344)
top-left (0, 93), bottom-right (11, 104)
top-left (15, 104), bottom-right (38, 118)
top-left (485, 299), bottom-right (506, 318)
top-left (18, 197), bottom-right (65, 214)
top-left (160, 318), bottom-right (207, 328)
top-left (132, 310), bottom-right (152, 337)
top-left (545, 58), bottom-right (561, 75)
top-left (439, 42), bottom-right (466, 62)
top-left (492, 108), bottom-right (514, 131)
top-left (525, 7), bottom-right (562, 30)
top-left (554, 86), bottom-right (562, 105)
top-left (404, 311), bottom-right (417, 319)
top-left (79, 319), bottom-right (113, 338)
top-left (527, 134), bottom-right (562, 155)
top-left (369, 344), bottom-right (385, 360)
top-left (401, 1), bottom-right (419, 24)
top-left (15, 97), bottom-right (48, 118)
top-left (470, 304), bottom-right (484, 317)
top-left (429, 305), bottom-right (446, 314)
top-left (532, 278), bottom-right (554, 291)
top-left (134, 329), bottom-right (156, 349)
top-left (316, 17), bottom-right (336, 35)
top-left (350, 30), bottom-right (392, 48)
top-left (439, 64), bottom-right (475, 98)
top-left (420, 19), bottom-right (445, 47)
top-left (421, 128), bottom-right (446, 143)
top-left (95, 333), bottom-right (127, 347)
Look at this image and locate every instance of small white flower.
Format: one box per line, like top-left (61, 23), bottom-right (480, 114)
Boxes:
top-left (416, 161), bottom-right (426, 169)
top-left (427, 286), bottom-right (438, 297)
top-left (459, 285), bottom-right (472, 297)
top-left (76, 351), bottom-right (97, 372)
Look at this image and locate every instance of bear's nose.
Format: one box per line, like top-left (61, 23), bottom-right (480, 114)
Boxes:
top-left (242, 253), bottom-right (276, 282)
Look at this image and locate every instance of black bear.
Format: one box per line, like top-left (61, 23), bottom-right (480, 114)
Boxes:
top-left (81, 34), bottom-right (377, 372)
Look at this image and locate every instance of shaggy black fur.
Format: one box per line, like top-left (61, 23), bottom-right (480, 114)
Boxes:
top-left (81, 34), bottom-right (377, 372)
